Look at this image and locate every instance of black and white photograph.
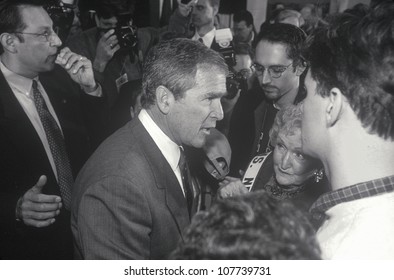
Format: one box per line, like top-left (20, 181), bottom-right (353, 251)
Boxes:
top-left (0, 0), bottom-right (393, 274)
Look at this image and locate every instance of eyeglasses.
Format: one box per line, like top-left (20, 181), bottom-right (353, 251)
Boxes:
top-left (250, 62), bottom-right (293, 79)
top-left (13, 31), bottom-right (58, 42)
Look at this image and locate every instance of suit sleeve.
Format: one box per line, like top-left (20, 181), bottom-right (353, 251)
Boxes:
top-left (168, 9), bottom-right (192, 37)
top-left (75, 176), bottom-right (153, 259)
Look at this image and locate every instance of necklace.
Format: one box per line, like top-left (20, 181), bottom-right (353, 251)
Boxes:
top-left (264, 176), bottom-right (305, 200)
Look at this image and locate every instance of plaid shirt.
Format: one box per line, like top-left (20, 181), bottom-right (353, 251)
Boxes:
top-left (310, 175), bottom-right (394, 221)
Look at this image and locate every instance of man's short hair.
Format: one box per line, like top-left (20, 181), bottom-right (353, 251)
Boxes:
top-left (305, 1), bottom-right (394, 140)
top-left (171, 191), bottom-right (321, 259)
top-left (0, 0), bottom-right (46, 35)
top-left (233, 10), bottom-right (254, 27)
top-left (141, 38), bottom-right (228, 108)
top-left (0, 0), bottom-right (46, 53)
top-left (274, 9), bottom-right (304, 26)
top-left (254, 23), bottom-right (306, 68)
top-left (208, 0), bottom-right (220, 9)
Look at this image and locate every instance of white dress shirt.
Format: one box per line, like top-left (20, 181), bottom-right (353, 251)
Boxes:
top-left (138, 109), bottom-right (185, 196)
top-left (192, 27), bottom-right (216, 48)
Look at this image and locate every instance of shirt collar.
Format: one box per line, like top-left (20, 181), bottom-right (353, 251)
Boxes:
top-left (138, 109), bottom-right (181, 172)
top-left (193, 27), bottom-right (216, 47)
top-left (309, 175), bottom-right (394, 221)
top-left (0, 59), bottom-right (37, 98)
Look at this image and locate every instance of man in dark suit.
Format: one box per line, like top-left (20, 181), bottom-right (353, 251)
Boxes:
top-left (0, 0), bottom-right (103, 259)
top-left (134, 0), bottom-right (178, 28)
top-left (169, 0), bottom-right (220, 48)
top-left (72, 38), bottom-right (228, 259)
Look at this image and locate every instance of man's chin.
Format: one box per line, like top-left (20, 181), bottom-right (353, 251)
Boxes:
top-left (190, 135), bottom-right (207, 148)
top-left (264, 90), bottom-right (280, 100)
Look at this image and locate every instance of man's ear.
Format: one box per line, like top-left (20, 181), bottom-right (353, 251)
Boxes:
top-left (155, 86), bottom-right (174, 114)
top-left (326, 87), bottom-right (344, 127)
top-left (295, 62), bottom-right (307, 76)
top-left (213, 5), bottom-right (219, 16)
top-left (0, 33), bottom-right (17, 53)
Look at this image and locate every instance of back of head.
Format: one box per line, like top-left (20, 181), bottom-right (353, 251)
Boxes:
top-left (305, 1), bottom-right (394, 140)
top-left (254, 23), bottom-right (306, 67)
top-left (172, 191), bottom-right (321, 259)
top-left (233, 10), bottom-right (254, 27)
top-left (141, 38), bottom-right (228, 108)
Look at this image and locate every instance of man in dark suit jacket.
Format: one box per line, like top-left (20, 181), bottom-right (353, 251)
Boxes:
top-left (168, 0), bottom-right (220, 48)
top-left (72, 38), bottom-right (228, 259)
top-left (134, 0), bottom-right (178, 28)
top-left (0, 0), bottom-right (104, 259)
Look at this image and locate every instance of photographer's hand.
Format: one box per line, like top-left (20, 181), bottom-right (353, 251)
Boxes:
top-left (217, 176), bottom-right (248, 199)
top-left (177, 0), bottom-right (197, 17)
top-left (93, 29), bottom-right (120, 73)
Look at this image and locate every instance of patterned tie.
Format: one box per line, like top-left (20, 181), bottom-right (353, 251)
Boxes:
top-left (179, 147), bottom-right (194, 216)
top-left (32, 80), bottom-right (73, 210)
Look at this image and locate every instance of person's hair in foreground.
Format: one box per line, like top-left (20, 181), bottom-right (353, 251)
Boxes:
top-left (305, 0), bottom-right (394, 140)
top-left (171, 191), bottom-right (321, 259)
top-left (141, 38), bottom-right (228, 108)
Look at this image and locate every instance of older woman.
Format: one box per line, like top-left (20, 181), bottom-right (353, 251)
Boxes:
top-left (218, 103), bottom-right (326, 209)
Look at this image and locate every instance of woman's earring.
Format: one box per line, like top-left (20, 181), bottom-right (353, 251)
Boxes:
top-left (314, 169), bottom-right (324, 183)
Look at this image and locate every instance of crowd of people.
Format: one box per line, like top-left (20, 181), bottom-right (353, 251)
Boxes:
top-left (0, 0), bottom-right (393, 260)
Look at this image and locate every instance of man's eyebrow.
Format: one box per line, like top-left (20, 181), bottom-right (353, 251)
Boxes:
top-left (204, 91), bottom-right (226, 98)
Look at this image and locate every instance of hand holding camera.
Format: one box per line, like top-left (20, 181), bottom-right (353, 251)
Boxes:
top-left (93, 29), bottom-right (120, 72)
top-left (177, 0), bottom-right (197, 17)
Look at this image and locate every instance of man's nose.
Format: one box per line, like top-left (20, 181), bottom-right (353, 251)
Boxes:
top-left (261, 69), bottom-right (272, 84)
top-left (212, 99), bottom-right (224, 121)
top-left (50, 32), bottom-right (62, 47)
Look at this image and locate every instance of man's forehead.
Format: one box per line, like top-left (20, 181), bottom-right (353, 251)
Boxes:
top-left (194, 66), bottom-right (227, 91)
top-left (19, 5), bottom-right (52, 29)
top-left (234, 21), bottom-right (248, 28)
top-left (255, 40), bottom-right (291, 64)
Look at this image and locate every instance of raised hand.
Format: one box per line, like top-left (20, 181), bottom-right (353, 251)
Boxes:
top-left (55, 47), bottom-right (97, 91)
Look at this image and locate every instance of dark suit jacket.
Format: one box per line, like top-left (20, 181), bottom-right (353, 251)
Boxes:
top-left (72, 117), bottom-right (198, 259)
top-left (0, 66), bottom-right (103, 259)
top-left (134, 0), bottom-right (178, 28)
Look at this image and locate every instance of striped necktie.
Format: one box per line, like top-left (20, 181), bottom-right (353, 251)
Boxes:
top-left (32, 80), bottom-right (73, 210)
top-left (179, 147), bottom-right (194, 216)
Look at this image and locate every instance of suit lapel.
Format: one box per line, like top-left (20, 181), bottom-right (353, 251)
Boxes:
top-left (0, 70), bottom-right (56, 187)
top-left (132, 119), bottom-right (190, 239)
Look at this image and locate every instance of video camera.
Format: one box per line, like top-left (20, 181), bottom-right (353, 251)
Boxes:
top-left (45, 0), bottom-right (75, 42)
top-left (213, 29), bottom-right (247, 99)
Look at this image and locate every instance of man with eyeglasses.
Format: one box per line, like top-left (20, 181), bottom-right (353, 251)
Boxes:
top-left (0, 0), bottom-right (104, 259)
top-left (228, 23), bottom-right (307, 176)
